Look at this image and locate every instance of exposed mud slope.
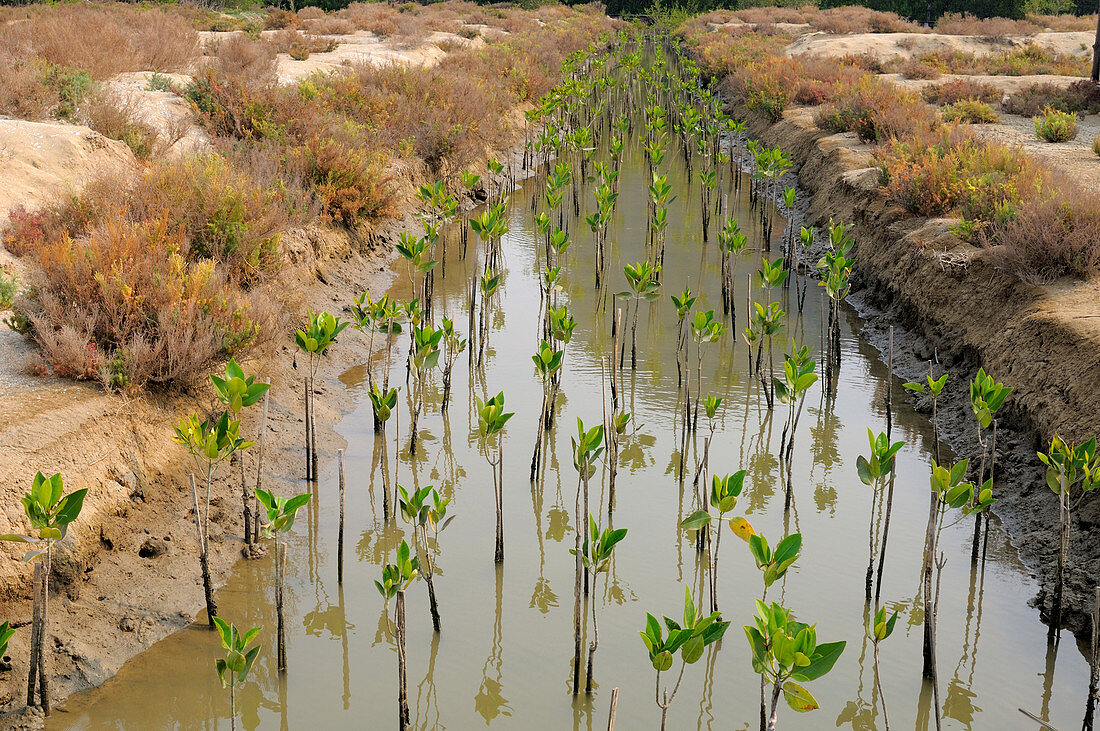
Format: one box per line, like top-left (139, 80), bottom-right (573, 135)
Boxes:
top-left (0, 221), bottom-right (396, 718)
top-left (0, 121), bottom-right (134, 226)
top-left (730, 102), bottom-right (1100, 631)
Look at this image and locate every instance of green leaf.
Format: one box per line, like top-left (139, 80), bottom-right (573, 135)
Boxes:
top-left (793, 640), bottom-right (845, 682)
top-left (680, 509), bottom-right (712, 531)
top-left (653, 649), bottom-right (674, 672)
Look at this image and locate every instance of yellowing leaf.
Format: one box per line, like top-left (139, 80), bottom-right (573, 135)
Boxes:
top-left (729, 516), bottom-right (755, 542)
top-left (782, 681), bottom-right (820, 713)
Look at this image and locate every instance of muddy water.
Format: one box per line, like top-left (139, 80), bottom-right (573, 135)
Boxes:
top-left (56, 137), bottom-right (1088, 730)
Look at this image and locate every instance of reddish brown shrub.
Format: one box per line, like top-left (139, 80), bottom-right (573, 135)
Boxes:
top-left (922, 78), bottom-right (1001, 105)
top-left (934, 12), bottom-right (1039, 38)
top-left (898, 57), bottom-right (942, 80)
top-left (815, 76), bottom-right (937, 143)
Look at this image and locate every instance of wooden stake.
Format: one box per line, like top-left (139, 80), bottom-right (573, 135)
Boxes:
top-left (190, 473), bottom-right (217, 628)
top-left (338, 449), bottom-right (346, 585)
top-left (607, 687), bottom-right (619, 730)
top-left (254, 381), bottom-right (270, 542)
top-left (276, 537), bottom-right (287, 671)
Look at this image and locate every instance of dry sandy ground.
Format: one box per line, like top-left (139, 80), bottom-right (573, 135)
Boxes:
top-left (785, 29), bottom-right (1095, 61)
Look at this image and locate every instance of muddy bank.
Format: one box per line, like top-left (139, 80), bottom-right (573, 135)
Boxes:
top-left (729, 102), bottom-right (1100, 635)
top-left (0, 219), bottom-right (393, 721)
top-left (0, 145), bottom-right (529, 725)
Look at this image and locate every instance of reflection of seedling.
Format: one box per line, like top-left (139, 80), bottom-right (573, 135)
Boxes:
top-left (212, 618), bottom-right (261, 731)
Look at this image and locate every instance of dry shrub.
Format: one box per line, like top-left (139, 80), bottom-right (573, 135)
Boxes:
top-left (267, 29), bottom-right (339, 56)
top-left (0, 4), bottom-right (199, 80)
top-left (919, 45), bottom-right (1088, 77)
top-left (1004, 80), bottom-right (1100, 116)
top-left (288, 136), bottom-right (393, 224)
top-left (1094, 134), bottom-right (1100, 157)
top-left (77, 87), bottom-right (160, 159)
top-left (922, 78), bottom-right (1001, 105)
top-left (297, 7), bottom-right (326, 21)
top-left (301, 16), bottom-right (356, 35)
top-left (815, 76), bottom-right (937, 143)
top-left (1028, 13), bottom-right (1098, 31)
top-left (264, 8), bottom-right (300, 30)
top-left (338, 2), bottom-right (459, 46)
top-left (941, 99), bottom-right (999, 123)
top-left (875, 124), bottom-right (1051, 220)
top-left (839, 52), bottom-right (887, 74)
top-left (982, 193), bottom-right (1100, 280)
top-left (934, 12), bottom-right (1040, 38)
top-left (898, 57), bottom-right (942, 80)
top-left (801, 6), bottom-right (922, 35)
top-left (729, 7), bottom-right (808, 25)
top-left (5, 153), bottom-right (305, 388)
top-left (0, 51), bottom-right (54, 120)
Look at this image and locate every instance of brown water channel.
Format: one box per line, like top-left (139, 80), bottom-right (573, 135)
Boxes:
top-left (55, 120), bottom-right (1088, 730)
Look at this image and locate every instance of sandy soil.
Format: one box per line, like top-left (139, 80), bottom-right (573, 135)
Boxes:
top-left (101, 72), bottom-right (211, 156)
top-left (970, 112), bottom-right (1100, 190)
top-left (786, 29), bottom-right (1095, 61)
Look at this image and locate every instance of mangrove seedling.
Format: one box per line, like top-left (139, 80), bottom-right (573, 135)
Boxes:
top-left (440, 316), bottom-right (467, 411)
top-left (256, 488), bottom-right (311, 672)
top-left (295, 311), bottom-right (349, 480)
top-left (745, 601), bottom-right (846, 731)
top-left (571, 418), bottom-right (605, 694)
top-left (856, 430), bottom-right (905, 601)
top-left (475, 391), bottom-right (513, 564)
top-left (1038, 434), bottom-right (1099, 631)
top-left (571, 517), bottom-right (627, 694)
top-left (968, 368), bottom-right (1012, 561)
top-left (376, 539), bottom-right (420, 730)
top-left (212, 618), bottom-right (261, 731)
top-left (530, 340), bottom-right (564, 480)
top-left (748, 531), bottom-right (801, 597)
top-left (398, 484), bottom-right (453, 632)
top-left (681, 471), bottom-right (754, 613)
top-left (408, 323), bottom-right (442, 454)
top-left (1, 472), bottom-right (86, 714)
top-left (639, 587), bottom-right (730, 730)
top-left (615, 261), bottom-right (661, 369)
top-left (211, 359), bottom-right (271, 546)
top-left (174, 412), bottom-right (252, 627)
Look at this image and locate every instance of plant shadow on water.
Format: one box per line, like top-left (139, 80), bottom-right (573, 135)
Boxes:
top-left (55, 44), bottom-right (1091, 731)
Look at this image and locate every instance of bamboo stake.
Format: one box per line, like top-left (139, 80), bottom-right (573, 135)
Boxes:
top-left (254, 382), bottom-right (270, 542)
top-left (607, 687), bottom-right (619, 730)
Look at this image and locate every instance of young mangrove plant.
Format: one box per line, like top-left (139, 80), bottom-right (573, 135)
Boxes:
top-left (615, 261), bottom-right (661, 370)
top-left (903, 370), bottom-right (948, 678)
top-left (1, 472), bottom-right (87, 714)
top-left (717, 217), bottom-right (747, 325)
top-left (530, 340), bottom-right (564, 481)
top-left (256, 488), bottom-right (311, 672)
top-left (368, 383), bottom-right (399, 519)
top-left (399, 483), bottom-right (453, 634)
top-left (571, 418), bottom-right (605, 694)
top-left (867, 605), bottom-right (899, 730)
top-left (681, 471), bottom-right (754, 613)
top-left (817, 221), bottom-right (854, 390)
top-left (745, 601), bottom-right (846, 731)
top-left (376, 540), bottom-right (420, 730)
top-left (747, 302), bottom-right (785, 410)
top-left (475, 391), bottom-right (513, 564)
top-left (439, 316), bottom-right (467, 411)
top-left (408, 322), bottom-right (442, 455)
top-left (671, 287), bottom-right (697, 388)
top-left (1038, 434), bottom-right (1099, 631)
top-left (174, 412), bottom-right (253, 627)
top-left (210, 359), bottom-right (271, 547)
top-left (639, 587), bottom-right (730, 730)
top-left (212, 618), bottom-right (261, 731)
top-left (968, 368), bottom-right (1012, 561)
top-left (572, 517), bottom-right (627, 694)
top-left (295, 311), bottom-right (349, 481)
top-left (856, 430), bottom-right (905, 602)
top-left (774, 343), bottom-right (817, 469)
top-left (924, 457), bottom-right (995, 721)
top-left (688, 310), bottom-right (726, 430)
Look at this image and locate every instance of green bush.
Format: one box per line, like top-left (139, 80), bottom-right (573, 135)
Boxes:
top-left (941, 99), bottom-right (999, 124)
top-left (1093, 134), bottom-right (1100, 157)
top-left (1033, 106), bottom-right (1078, 142)
top-left (0, 269), bottom-right (17, 311)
